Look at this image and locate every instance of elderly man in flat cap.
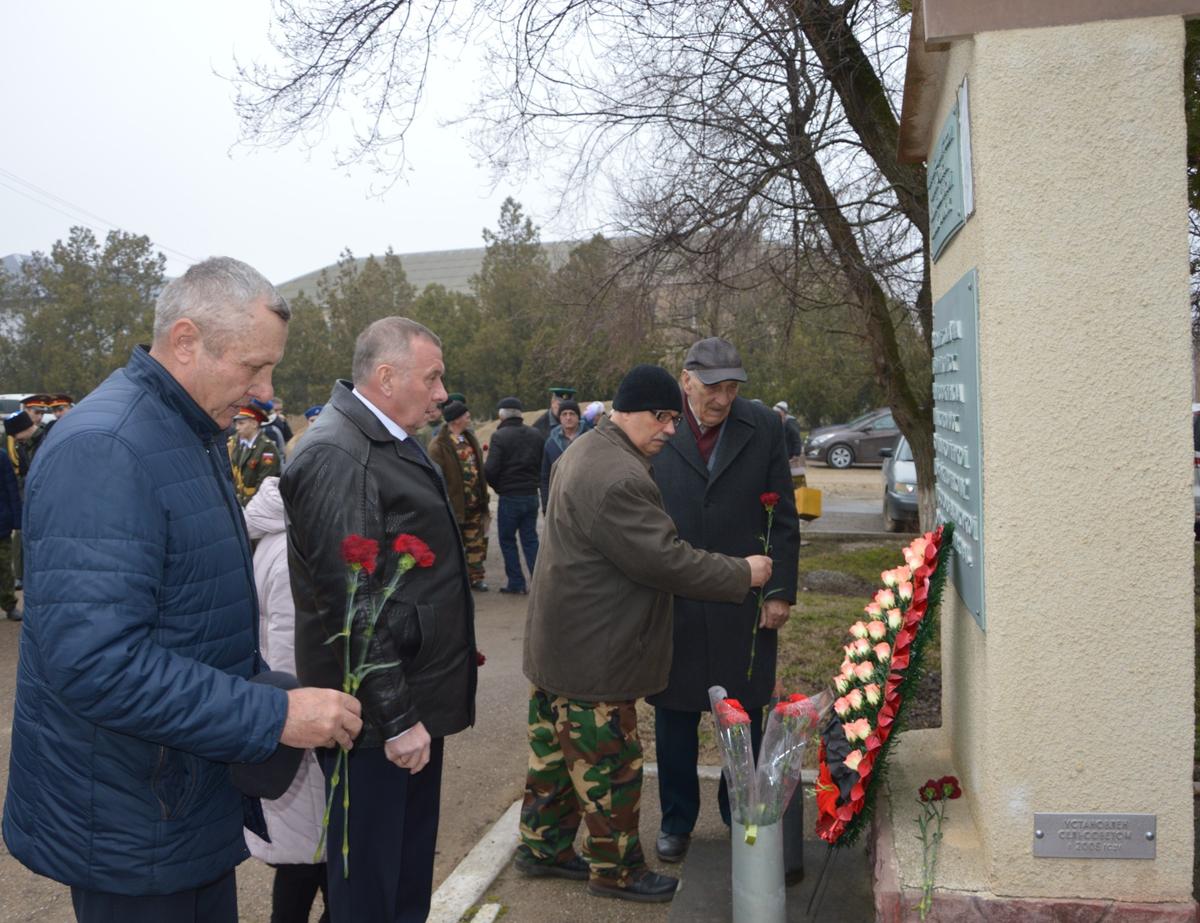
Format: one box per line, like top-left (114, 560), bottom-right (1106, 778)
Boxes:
top-left (648, 336), bottom-right (800, 866)
top-left (518, 363), bottom-right (773, 904)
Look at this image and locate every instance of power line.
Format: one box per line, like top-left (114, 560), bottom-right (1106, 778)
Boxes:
top-left (0, 165), bottom-right (200, 265)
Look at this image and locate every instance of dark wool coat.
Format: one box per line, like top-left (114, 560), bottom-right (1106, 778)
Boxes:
top-left (3, 346), bottom-right (287, 895)
top-left (0, 447), bottom-right (19, 533)
top-left (646, 395), bottom-right (800, 711)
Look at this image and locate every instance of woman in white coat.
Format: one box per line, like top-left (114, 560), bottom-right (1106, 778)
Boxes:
top-left (244, 475), bottom-right (329, 923)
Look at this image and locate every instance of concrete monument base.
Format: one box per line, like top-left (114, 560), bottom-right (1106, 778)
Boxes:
top-left (872, 730), bottom-right (1197, 922)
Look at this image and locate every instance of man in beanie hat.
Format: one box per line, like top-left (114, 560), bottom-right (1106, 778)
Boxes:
top-left (227, 404), bottom-right (281, 506)
top-left (484, 397), bottom-right (544, 594)
top-left (428, 400), bottom-right (492, 590)
top-left (647, 337), bottom-right (800, 868)
top-left (538, 398), bottom-right (582, 513)
top-left (518, 364), bottom-right (774, 904)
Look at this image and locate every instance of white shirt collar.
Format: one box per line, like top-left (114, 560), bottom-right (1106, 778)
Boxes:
top-left (351, 387), bottom-right (411, 442)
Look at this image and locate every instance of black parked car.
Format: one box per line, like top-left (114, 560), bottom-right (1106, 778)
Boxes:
top-left (804, 408), bottom-right (899, 469)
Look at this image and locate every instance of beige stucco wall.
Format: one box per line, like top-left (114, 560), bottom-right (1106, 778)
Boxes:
top-left (930, 16), bottom-right (1193, 901)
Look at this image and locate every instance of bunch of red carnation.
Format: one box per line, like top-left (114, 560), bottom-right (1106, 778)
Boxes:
top-left (815, 525), bottom-right (951, 846)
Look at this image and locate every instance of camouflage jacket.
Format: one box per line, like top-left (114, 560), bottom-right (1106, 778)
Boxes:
top-left (227, 431), bottom-right (280, 505)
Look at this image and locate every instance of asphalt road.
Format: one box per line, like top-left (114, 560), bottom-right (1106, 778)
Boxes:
top-left (0, 463), bottom-right (888, 922)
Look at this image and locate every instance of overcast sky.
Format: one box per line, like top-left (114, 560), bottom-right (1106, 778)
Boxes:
top-left (1, 2), bottom-right (569, 283)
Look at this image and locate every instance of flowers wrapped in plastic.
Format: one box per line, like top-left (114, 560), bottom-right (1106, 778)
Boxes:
top-left (708, 685), bottom-right (833, 844)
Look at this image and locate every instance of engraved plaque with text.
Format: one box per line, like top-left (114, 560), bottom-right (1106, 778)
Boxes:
top-left (928, 101), bottom-right (966, 261)
top-left (932, 268), bottom-right (984, 627)
top-left (1033, 813), bottom-right (1157, 860)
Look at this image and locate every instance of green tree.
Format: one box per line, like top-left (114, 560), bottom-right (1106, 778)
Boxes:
top-left (466, 198), bottom-right (550, 407)
top-left (271, 290), bottom-right (335, 410)
top-left (408, 283), bottom-right (483, 404)
top-left (2, 227), bottom-right (165, 397)
top-left (320, 248), bottom-right (416, 374)
top-left (541, 234), bottom-right (660, 399)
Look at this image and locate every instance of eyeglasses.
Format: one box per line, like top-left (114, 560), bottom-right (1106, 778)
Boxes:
top-left (652, 410), bottom-right (682, 425)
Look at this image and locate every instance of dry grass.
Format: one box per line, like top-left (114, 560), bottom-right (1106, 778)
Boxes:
top-left (640, 537), bottom-right (941, 769)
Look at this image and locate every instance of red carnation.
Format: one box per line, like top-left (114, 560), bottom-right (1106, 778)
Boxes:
top-left (938, 775), bottom-right (963, 799)
top-left (759, 491), bottom-right (781, 511)
top-left (476, 650), bottom-right (487, 667)
top-left (393, 534), bottom-right (436, 568)
top-left (715, 697), bottom-right (751, 726)
top-left (341, 535), bottom-right (380, 575)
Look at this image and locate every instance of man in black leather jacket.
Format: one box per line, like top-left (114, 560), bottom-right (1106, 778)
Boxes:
top-left (282, 316), bottom-right (477, 923)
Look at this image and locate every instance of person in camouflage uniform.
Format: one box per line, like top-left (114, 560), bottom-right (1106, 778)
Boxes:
top-left (428, 400), bottom-right (491, 590)
top-left (518, 364), bottom-right (773, 904)
top-left (227, 405), bottom-right (280, 505)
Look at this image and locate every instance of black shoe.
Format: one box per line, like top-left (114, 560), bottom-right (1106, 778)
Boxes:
top-left (655, 831), bottom-right (690, 863)
top-left (498, 585), bottom-right (528, 595)
top-left (470, 581), bottom-right (490, 592)
top-left (514, 852), bottom-right (589, 881)
top-left (588, 869), bottom-right (678, 903)
top-left (6, 608), bottom-right (22, 622)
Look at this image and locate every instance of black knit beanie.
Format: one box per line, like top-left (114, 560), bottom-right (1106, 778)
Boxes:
top-left (612, 365), bottom-right (683, 414)
top-left (557, 399), bottom-right (581, 416)
top-left (441, 400), bottom-right (469, 423)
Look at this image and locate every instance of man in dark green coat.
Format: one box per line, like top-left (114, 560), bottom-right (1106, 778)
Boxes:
top-left (227, 405), bottom-right (280, 505)
top-left (519, 364), bottom-right (773, 904)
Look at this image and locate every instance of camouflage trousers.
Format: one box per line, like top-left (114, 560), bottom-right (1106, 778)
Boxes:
top-left (519, 688), bottom-right (646, 883)
top-left (461, 506), bottom-right (488, 583)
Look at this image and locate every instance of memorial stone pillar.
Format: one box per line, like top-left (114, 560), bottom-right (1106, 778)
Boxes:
top-left (882, 3), bottom-right (1198, 917)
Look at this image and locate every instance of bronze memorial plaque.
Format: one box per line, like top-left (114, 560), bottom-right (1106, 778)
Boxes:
top-left (1033, 813), bottom-right (1156, 860)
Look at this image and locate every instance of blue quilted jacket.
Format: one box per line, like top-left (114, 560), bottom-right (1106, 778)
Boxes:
top-left (2, 346), bottom-right (289, 894)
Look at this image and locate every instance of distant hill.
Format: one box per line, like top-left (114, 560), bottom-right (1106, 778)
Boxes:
top-left (277, 241), bottom-right (577, 303)
top-left (1, 253), bottom-right (29, 276)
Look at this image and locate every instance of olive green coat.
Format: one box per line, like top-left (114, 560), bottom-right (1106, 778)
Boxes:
top-left (227, 431), bottom-right (280, 505)
top-left (523, 416), bottom-right (751, 702)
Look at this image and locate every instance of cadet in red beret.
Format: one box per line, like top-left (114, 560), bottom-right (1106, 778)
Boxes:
top-left (227, 405), bottom-right (280, 505)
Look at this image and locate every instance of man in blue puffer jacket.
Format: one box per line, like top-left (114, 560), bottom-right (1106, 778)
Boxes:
top-left (2, 257), bottom-right (363, 923)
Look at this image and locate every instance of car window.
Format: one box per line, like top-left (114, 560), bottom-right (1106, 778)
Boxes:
top-left (896, 437), bottom-right (913, 461)
top-left (869, 413), bottom-right (895, 430)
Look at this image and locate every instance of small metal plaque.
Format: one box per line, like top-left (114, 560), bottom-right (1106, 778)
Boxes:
top-left (1033, 813), bottom-right (1156, 859)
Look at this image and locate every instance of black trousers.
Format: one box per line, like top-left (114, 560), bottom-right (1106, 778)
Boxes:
top-left (271, 862), bottom-right (329, 923)
top-left (71, 868), bottom-right (236, 923)
top-left (318, 739), bottom-right (444, 923)
top-left (654, 705), bottom-right (764, 834)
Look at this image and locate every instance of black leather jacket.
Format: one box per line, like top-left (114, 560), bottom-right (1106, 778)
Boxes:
top-left (484, 417), bottom-right (544, 496)
top-left (281, 381), bottom-right (477, 746)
